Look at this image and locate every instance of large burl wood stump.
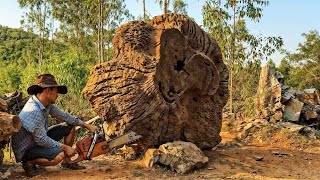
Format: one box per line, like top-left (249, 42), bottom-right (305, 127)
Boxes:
top-left (83, 14), bottom-right (229, 149)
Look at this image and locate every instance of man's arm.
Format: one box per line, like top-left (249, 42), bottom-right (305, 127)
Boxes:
top-left (49, 105), bottom-right (84, 126)
top-left (83, 122), bottom-right (98, 133)
top-left (49, 105), bottom-right (98, 132)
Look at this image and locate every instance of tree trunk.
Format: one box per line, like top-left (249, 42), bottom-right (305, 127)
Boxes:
top-left (0, 112), bottom-right (22, 142)
top-left (164, 0), bottom-right (168, 15)
top-left (82, 14), bottom-right (229, 150)
top-left (143, 0), bottom-right (146, 21)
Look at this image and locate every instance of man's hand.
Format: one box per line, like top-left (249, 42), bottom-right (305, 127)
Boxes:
top-left (83, 123), bottom-right (98, 133)
top-left (61, 144), bottom-right (76, 157)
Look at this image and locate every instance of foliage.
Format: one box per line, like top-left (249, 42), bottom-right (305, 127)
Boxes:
top-left (156, 0), bottom-right (188, 15)
top-left (0, 26), bottom-right (94, 118)
top-left (1, 0), bottom-right (134, 118)
top-left (282, 30), bottom-right (320, 89)
top-left (19, 0), bottom-right (54, 64)
top-left (276, 59), bottom-right (291, 79)
top-left (202, 0), bottom-right (283, 115)
top-left (233, 61), bottom-right (261, 116)
top-left (51, 0), bottom-right (132, 62)
top-left (173, 0), bottom-right (188, 14)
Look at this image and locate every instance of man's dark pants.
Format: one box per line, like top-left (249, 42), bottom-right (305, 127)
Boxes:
top-left (22, 123), bottom-right (73, 162)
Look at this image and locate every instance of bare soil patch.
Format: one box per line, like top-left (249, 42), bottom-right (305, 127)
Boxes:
top-left (2, 131), bottom-right (320, 180)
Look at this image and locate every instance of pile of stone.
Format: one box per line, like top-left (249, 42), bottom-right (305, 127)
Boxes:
top-left (255, 65), bottom-right (320, 137)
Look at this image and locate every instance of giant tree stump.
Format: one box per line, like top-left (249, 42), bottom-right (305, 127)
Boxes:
top-left (83, 14), bottom-right (229, 149)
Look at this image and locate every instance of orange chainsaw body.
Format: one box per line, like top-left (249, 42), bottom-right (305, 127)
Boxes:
top-left (66, 133), bottom-right (110, 164)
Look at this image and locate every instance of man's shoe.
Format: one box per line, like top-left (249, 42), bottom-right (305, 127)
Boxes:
top-left (22, 161), bottom-right (38, 177)
top-left (61, 163), bottom-right (86, 170)
top-left (34, 165), bottom-right (47, 173)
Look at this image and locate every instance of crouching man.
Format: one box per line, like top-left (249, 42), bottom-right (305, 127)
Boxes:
top-left (12, 74), bottom-right (98, 177)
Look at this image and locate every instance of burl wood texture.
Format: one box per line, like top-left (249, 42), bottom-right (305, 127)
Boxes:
top-left (83, 14), bottom-right (229, 149)
top-left (0, 112), bottom-right (22, 142)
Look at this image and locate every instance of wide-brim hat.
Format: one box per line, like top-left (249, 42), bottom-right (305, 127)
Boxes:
top-left (27, 74), bottom-right (68, 95)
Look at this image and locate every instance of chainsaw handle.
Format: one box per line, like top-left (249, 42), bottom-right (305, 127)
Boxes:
top-left (64, 147), bottom-right (85, 164)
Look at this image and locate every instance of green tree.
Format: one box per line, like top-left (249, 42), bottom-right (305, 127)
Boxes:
top-left (202, 0), bottom-right (283, 114)
top-left (18, 0), bottom-right (53, 64)
top-left (156, 0), bottom-right (170, 15)
top-left (267, 59), bottom-right (276, 70)
top-left (136, 0), bottom-right (148, 21)
top-left (277, 59), bottom-right (291, 78)
top-left (285, 30), bottom-right (320, 89)
top-left (52, 0), bottom-right (132, 63)
top-left (173, 0), bottom-right (188, 14)
top-left (156, 0), bottom-right (187, 15)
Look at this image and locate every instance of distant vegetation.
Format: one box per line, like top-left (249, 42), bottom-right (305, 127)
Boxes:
top-left (0, 0), bottom-right (319, 118)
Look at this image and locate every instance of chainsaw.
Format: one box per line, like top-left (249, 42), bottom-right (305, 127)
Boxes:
top-left (65, 130), bottom-right (142, 164)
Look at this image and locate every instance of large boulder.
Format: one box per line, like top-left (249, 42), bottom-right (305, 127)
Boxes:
top-left (139, 141), bottom-right (208, 174)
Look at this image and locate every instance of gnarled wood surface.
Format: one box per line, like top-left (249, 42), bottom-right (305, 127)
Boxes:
top-left (0, 112), bottom-right (22, 142)
top-left (83, 14), bottom-right (228, 149)
top-left (0, 97), bottom-right (7, 112)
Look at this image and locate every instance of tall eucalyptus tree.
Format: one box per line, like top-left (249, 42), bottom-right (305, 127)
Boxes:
top-left (156, 0), bottom-right (188, 15)
top-left (18, 0), bottom-right (53, 64)
top-left (51, 0), bottom-right (132, 62)
top-left (173, 0), bottom-right (188, 14)
top-left (156, 0), bottom-right (170, 15)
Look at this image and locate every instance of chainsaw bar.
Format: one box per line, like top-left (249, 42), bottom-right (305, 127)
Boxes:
top-left (108, 131), bottom-right (142, 149)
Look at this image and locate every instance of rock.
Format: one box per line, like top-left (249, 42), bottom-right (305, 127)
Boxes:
top-left (0, 169), bottom-right (11, 179)
top-left (158, 141), bottom-right (208, 174)
top-left (281, 91), bottom-right (294, 104)
top-left (304, 110), bottom-right (318, 120)
top-left (300, 127), bottom-right (317, 139)
top-left (278, 122), bottom-right (304, 132)
top-left (281, 84), bottom-right (291, 91)
top-left (117, 145), bottom-right (137, 160)
top-left (243, 123), bottom-right (253, 132)
top-left (139, 149), bottom-right (161, 168)
top-left (296, 89), bottom-right (320, 106)
top-left (255, 65), bottom-right (283, 123)
top-left (283, 98), bottom-right (304, 122)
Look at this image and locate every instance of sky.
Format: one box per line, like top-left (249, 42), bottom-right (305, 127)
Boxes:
top-left (1, 0), bottom-right (320, 66)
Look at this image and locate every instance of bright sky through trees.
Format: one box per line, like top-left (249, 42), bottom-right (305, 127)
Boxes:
top-left (1, 0), bottom-right (319, 66)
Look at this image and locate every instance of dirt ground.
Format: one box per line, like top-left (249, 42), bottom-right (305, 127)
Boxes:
top-left (1, 131), bottom-right (320, 180)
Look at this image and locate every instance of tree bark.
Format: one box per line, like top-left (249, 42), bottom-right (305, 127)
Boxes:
top-left (82, 14), bottom-right (229, 150)
top-left (0, 112), bottom-right (22, 142)
top-left (0, 97), bottom-right (7, 112)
